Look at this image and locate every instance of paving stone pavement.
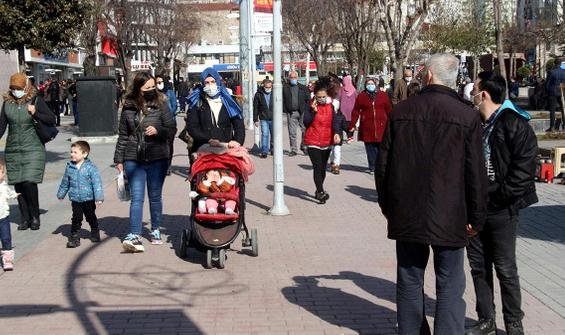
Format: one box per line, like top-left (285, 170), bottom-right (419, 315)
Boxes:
top-left (0, 119), bottom-right (564, 335)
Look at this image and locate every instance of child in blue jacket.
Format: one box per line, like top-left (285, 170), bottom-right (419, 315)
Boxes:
top-left (57, 141), bottom-right (104, 248)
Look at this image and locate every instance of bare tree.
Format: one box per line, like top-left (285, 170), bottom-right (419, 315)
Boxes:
top-left (80, 0), bottom-right (107, 76)
top-left (330, 0), bottom-right (381, 87)
top-left (376, 0), bottom-right (437, 80)
top-left (103, 0), bottom-right (140, 86)
top-left (143, 0), bottom-right (200, 76)
top-left (282, 0), bottom-right (337, 75)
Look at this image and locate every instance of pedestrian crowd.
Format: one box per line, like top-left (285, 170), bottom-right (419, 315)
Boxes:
top-left (1, 53), bottom-right (564, 335)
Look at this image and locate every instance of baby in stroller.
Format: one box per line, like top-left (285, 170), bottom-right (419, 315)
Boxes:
top-left (190, 168), bottom-right (238, 216)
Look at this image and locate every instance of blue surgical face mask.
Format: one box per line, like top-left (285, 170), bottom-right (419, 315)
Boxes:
top-left (366, 84), bottom-right (376, 92)
top-left (289, 79), bottom-right (298, 86)
top-left (11, 89), bottom-right (26, 99)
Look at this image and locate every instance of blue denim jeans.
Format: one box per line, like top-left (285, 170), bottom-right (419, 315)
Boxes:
top-left (396, 241), bottom-right (466, 335)
top-left (260, 120), bottom-right (273, 154)
top-left (124, 159), bottom-right (168, 235)
top-left (0, 216), bottom-right (12, 250)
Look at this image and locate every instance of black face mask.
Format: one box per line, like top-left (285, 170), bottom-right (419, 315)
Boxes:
top-left (142, 89), bottom-right (157, 101)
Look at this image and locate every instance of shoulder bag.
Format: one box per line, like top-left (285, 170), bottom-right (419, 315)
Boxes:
top-left (30, 96), bottom-right (58, 144)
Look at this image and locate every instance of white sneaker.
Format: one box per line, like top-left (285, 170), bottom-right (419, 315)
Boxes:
top-left (122, 234), bottom-right (145, 252)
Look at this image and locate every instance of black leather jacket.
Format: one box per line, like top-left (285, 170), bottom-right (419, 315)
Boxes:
top-left (114, 98), bottom-right (176, 164)
top-left (487, 108), bottom-right (538, 212)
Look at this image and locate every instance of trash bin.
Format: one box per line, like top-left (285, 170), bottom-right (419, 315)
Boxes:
top-left (76, 76), bottom-right (118, 136)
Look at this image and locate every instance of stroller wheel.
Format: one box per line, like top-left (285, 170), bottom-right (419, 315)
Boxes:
top-left (251, 228), bottom-right (258, 257)
top-left (205, 249), bottom-right (213, 269)
top-left (177, 229), bottom-right (188, 258)
top-left (218, 248), bottom-right (226, 269)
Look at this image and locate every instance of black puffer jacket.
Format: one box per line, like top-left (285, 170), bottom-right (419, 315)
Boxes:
top-left (186, 96), bottom-right (245, 151)
top-left (114, 97), bottom-right (176, 164)
top-left (376, 85), bottom-right (488, 248)
top-left (253, 87), bottom-right (273, 121)
top-left (487, 107), bottom-right (538, 212)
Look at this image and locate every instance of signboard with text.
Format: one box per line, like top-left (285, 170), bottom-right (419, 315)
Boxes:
top-left (131, 60), bottom-right (153, 71)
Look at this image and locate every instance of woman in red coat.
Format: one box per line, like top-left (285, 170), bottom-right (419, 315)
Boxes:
top-left (303, 79), bottom-right (343, 204)
top-left (350, 78), bottom-right (392, 174)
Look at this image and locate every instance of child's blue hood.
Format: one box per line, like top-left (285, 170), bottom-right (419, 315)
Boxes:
top-left (499, 99), bottom-right (531, 121)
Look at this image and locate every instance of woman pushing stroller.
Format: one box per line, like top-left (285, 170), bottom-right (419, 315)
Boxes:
top-left (184, 68), bottom-right (245, 153)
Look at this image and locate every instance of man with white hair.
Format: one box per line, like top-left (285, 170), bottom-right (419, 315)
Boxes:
top-left (376, 53), bottom-right (488, 334)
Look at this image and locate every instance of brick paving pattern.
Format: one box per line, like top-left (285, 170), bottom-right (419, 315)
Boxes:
top-left (0, 118), bottom-right (564, 334)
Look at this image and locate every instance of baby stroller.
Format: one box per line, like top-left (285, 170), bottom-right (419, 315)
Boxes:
top-left (177, 150), bottom-right (258, 269)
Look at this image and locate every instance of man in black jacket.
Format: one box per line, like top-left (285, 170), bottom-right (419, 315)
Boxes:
top-left (375, 53), bottom-right (488, 334)
top-left (282, 71), bottom-right (310, 156)
top-left (253, 79), bottom-right (274, 158)
top-left (465, 71), bottom-right (538, 335)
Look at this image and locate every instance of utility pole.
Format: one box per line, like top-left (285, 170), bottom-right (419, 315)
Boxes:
top-left (247, 0), bottom-right (256, 130)
top-left (269, 0), bottom-right (289, 216)
top-left (239, 0), bottom-right (252, 127)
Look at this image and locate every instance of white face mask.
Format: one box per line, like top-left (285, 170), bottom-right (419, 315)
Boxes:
top-left (204, 84), bottom-right (219, 97)
top-left (405, 77), bottom-right (413, 82)
top-left (264, 88), bottom-right (272, 93)
top-left (157, 83), bottom-right (164, 90)
top-left (11, 89), bottom-right (26, 99)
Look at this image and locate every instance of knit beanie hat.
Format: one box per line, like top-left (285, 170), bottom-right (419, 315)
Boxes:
top-left (9, 73), bottom-right (28, 90)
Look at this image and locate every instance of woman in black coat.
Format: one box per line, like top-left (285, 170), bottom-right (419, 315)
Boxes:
top-left (185, 68), bottom-right (245, 154)
top-left (114, 72), bottom-right (177, 253)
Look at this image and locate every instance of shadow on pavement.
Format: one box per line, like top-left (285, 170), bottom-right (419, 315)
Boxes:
top-left (519, 205), bottom-right (565, 244)
top-left (282, 273), bottom-right (399, 333)
top-left (54, 213), bottom-right (245, 333)
top-left (345, 184), bottom-right (378, 202)
top-left (281, 271), bottom-right (476, 333)
top-left (338, 164), bottom-right (368, 173)
top-left (266, 184), bottom-right (318, 203)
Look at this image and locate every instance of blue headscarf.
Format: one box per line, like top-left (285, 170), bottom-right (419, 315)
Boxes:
top-left (187, 67), bottom-right (242, 119)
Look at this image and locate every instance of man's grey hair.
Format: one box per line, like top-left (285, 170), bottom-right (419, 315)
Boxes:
top-left (424, 53), bottom-right (459, 89)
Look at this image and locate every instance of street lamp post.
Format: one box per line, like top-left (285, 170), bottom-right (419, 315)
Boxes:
top-left (269, 0), bottom-right (289, 216)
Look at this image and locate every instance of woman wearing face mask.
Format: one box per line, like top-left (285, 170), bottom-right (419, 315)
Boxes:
top-left (185, 68), bottom-right (245, 155)
top-left (303, 78), bottom-right (344, 204)
top-left (349, 78), bottom-right (392, 174)
top-left (114, 72), bottom-right (177, 253)
top-left (156, 75), bottom-right (178, 175)
top-left (0, 73), bottom-right (55, 231)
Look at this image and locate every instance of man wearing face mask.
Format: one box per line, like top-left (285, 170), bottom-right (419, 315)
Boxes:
top-left (185, 68), bottom-right (245, 156)
top-left (376, 54), bottom-right (487, 335)
top-left (392, 69), bottom-right (413, 105)
top-left (253, 79), bottom-right (274, 158)
top-left (282, 71), bottom-right (310, 156)
top-left (465, 71), bottom-right (538, 335)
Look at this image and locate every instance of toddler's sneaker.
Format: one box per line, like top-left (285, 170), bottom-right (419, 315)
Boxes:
top-left (90, 229), bottom-right (101, 242)
top-left (122, 233), bottom-right (144, 252)
top-left (150, 229), bottom-right (163, 245)
top-left (1, 250), bottom-right (14, 271)
top-left (66, 234), bottom-right (81, 248)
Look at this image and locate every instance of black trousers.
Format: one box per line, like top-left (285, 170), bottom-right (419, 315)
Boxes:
top-left (548, 95), bottom-right (564, 130)
top-left (467, 208), bottom-right (523, 324)
top-left (71, 201), bottom-right (98, 234)
top-left (48, 101), bottom-right (61, 126)
top-left (14, 182), bottom-right (39, 222)
top-left (307, 147), bottom-right (331, 193)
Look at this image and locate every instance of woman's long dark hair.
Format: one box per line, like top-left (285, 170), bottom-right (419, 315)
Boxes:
top-left (125, 71), bottom-right (166, 110)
